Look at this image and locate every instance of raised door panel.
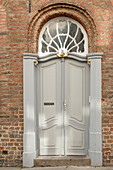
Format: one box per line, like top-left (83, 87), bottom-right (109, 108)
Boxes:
top-left (65, 59), bottom-right (89, 155)
top-left (68, 63), bottom-right (84, 123)
top-left (39, 60), bottom-right (62, 155)
top-left (69, 126), bottom-right (84, 148)
top-left (42, 63), bottom-right (57, 122)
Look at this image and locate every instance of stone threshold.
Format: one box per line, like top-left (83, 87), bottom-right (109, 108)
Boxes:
top-left (34, 156), bottom-right (91, 167)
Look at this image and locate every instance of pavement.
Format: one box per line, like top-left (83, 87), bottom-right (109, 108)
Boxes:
top-left (0, 167), bottom-right (113, 170)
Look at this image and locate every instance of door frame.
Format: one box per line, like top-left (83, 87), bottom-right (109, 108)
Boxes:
top-left (23, 52), bottom-right (103, 167)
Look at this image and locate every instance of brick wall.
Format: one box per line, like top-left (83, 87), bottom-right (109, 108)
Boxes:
top-left (0, 0), bottom-right (113, 167)
top-left (0, 0), bottom-right (28, 166)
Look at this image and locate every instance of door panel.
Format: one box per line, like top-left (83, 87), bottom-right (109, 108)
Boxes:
top-left (43, 125), bottom-right (57, 146)
top-left (42, 63), bottom-right (57, 122)
top-left (68, 63), bottom-right (84, 123)
top-left (65, 59), bottom-right (89, 155)
top-left (69, 126), bottom-right (84, 148)
top-left (39, 59), bottom-right (62, 155)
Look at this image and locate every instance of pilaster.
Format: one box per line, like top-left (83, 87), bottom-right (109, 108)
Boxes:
top-left (87, 53), bottom-right (103, 166)
top-left (23, 53), bottom-right (38, 167)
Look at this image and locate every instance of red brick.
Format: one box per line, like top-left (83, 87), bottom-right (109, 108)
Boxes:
top-left (0, 0), bottom-right (113, 167)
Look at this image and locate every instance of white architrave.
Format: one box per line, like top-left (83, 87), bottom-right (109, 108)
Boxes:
top-left (87, 53), bottom-right (103, 166)
top-left (23, 53), bottom-right (38, 167)
top-left (23, 52), bottom-right (103, 167)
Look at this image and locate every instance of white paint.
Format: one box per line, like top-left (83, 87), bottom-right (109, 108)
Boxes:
top-left (23, 55), bottom-right (38, 167)
top-left (23, 53), bottom-right (102, 167)
top-left (38, 59), bottom-right (62, 155)
top-left (38, 17), bottom-right (88, 57)
top-left (38, 58), bottom-right (89, 156)
top-left (87, 53), bottom-right (103, 166)
top-left (65, 59), bottom-right (89, 155)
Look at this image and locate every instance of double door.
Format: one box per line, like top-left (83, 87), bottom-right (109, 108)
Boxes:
top-left (37, 57), bottom-right (89, 156)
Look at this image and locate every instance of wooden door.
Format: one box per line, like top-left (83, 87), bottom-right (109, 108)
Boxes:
top-left (38, 58), bottom-right (89, 156)
top-left (38, 59), bottom-right (62, 155)
top-left (65, 59), bottom-right (89, 155)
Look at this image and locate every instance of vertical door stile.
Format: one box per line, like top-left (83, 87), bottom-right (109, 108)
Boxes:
top-left (61, 59), bottom-right (65, 155)
top-left (64, 59), bottom-right (68, 156)
top-left (85, 62), bottom-right (90, 155)
top-left (37, 63), bottom-right (40, 155)
top-left (64, 60), bottom-right (67, 156)
top-left (57, 59), bottom-right (62, 155)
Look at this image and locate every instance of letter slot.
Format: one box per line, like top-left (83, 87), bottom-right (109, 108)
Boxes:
top-left (44, 102), bottom-right (54, 106)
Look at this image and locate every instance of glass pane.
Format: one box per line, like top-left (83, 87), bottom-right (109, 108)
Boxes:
top-left (70, 47), bottom-right (77, 52)
top-left (49, 47), bottom-right (56, 52)
top-left (49, 23), bottom-right (57, 38)
top-left (58, 20), bottom-right (67, 34)
top-left (42, 41), bottom-right (48, 53)
top-left (42, 28), bottom-right (51, 44)
top-left (68, 41), bottom-right (75, 50)
top-left (40, 18), bottom-right (87, 55)
top-left (65, 36), bottom-right (72, 48)
top-left (76, 28), bottom-right (84, 43)
top-left (54, 37), bottom-right (61, 48)
top-left (69, 22), bottom-right (77, 37)
top-left (51, 41), bottom-right (58, 50)
top-left (59, 35), bottom-right (66, 47)
top-left (78, 40), bottom-right (85, 52)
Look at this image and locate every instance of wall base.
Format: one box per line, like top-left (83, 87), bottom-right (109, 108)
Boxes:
top-left (23, 150), bottom-right (38, 167)
top-left (89, 151), bottom-right (102, 166)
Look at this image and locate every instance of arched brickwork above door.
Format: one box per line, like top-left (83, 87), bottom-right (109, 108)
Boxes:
top-left (27, 4), bottom-right (97, 54)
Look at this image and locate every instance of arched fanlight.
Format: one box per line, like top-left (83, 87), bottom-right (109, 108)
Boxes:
top-left (38, 17), bottom-right (88, 57)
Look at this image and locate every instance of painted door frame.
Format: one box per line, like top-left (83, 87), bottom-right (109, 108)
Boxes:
top-left (23, 52), bottom-right (103, 167)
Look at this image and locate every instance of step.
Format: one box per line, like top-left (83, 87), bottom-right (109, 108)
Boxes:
top-left (34, 156), bottom-right (91, 167)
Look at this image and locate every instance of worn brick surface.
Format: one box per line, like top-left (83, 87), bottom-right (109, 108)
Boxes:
top-left (0, 0), bottom-right (113, 167)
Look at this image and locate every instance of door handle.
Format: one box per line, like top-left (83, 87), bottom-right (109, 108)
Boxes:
top-left (64, 100), bottom-right (67, 111)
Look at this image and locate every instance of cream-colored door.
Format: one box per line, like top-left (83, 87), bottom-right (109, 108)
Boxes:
top-left (65, 59), bottom-right (89, 155)
top-left (38, 59), bottom-right (63, 155)
top-left (38, 58), bottom-right (89, 155)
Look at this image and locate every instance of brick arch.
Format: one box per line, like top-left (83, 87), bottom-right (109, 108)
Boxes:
top-left (27, 4), bottom-right (97, 53)
top-left (1, 0), bottom-right (11, 7)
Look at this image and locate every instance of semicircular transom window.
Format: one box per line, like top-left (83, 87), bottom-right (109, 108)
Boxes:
top-left (38, 17), bottom-right (88, 57)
